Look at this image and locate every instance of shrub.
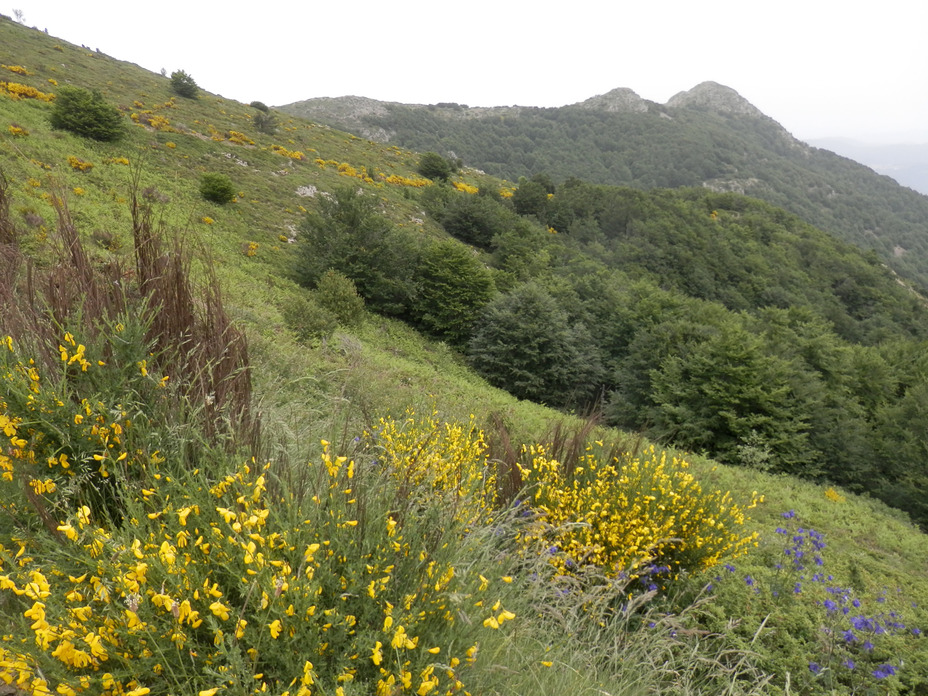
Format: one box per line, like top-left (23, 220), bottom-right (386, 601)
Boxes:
top-left (169, 69), bottom-right (198, 98)
top-left (438, 192), bottom-right (514, 248)
top-left (413, 240), bottom-right (495, 344)
top-left (296, 185), bottom-right (418, 317)
top-left (253, 110), bottom-right (277, 135)
top-left (48, 85), bottom-right (125, 141)
top-left (66, 155), bottom-right (93, 172)
top-left (313, 269), bottom-right (365, 327)
top-left (468, 283), bottom-right (601, 407)
top-left (0, 81), bottom-right (54, 101)
top-left (249, 100), bottom-right (269, 113)
top-left (0, 370), bottom-right (511, 696)
top-left (282, 293), bottom-right (338, 342)
top-left (417, 151), bottom-right (453, 181)
top-left (518, 442), bottom-right (762, 580)
top-left (199, 172), bottom-right (235, 204)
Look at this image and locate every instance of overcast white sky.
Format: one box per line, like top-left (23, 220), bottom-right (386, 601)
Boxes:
top-left (5, 1), bottom-right (927, 143)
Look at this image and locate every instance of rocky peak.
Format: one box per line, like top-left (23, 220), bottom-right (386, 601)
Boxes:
top-left (666, 81), bottom-right (763, 117)
top-left (572, 87), bottom-right (649, 113)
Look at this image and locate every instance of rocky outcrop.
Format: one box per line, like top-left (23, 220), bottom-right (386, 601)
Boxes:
top-left (666, 81), bottom-right (764, 117)
top-left (571, 87), bottom-right (650, 113)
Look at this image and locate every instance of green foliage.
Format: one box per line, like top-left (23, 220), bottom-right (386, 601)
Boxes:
top-left (252, 109), bottom-right (277, 135)
top-left (511, 175), bottom-right (551, 220)
top-left (249, 101), bottom-right (277, 134)
top-left (645, 321), bottom-right (813, 472)
top-left (434, 190), bottom-right (515, 249)
top-left (295, 185), bottom-right (417, 317)
top-left (199, 172), bottom-right (236, 204)
top-left (468, 283), bottom-right (601, 407)
top-left (169, 69), bottom-right (198, 98)
top-left (412, 240), bottom-right (495, 344)
top-left (313, 269), bottom-right (365, 328)
top-left (416, 151), bottom-right (453, 181)
top-left (48, 85), bottom-right (125, 141)
top-left (282, 292), bottom-right (339, 342)
top-left (693, 508), bottom-right (928, 695)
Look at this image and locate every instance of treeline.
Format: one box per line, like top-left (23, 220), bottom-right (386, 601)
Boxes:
top-left (296, 176), bottom-right (928, 527)
top-left (310, 100), bottom-right (928, 291)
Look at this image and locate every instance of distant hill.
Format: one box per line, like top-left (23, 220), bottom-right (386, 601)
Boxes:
top-left (280, 82), bottom-right (928, 291)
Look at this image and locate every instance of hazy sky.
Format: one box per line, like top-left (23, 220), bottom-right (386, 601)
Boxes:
top-left (5, 1), bottom-right (927, 143)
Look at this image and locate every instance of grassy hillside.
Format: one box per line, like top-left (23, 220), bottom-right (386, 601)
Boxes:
top-left (1, 16), bottom-right (927, 696)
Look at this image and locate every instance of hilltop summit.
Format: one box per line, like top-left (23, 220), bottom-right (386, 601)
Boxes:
top-left (666, 81), bottom-right (764, 116)
top-left (572, 87), bottom-right (650, 113)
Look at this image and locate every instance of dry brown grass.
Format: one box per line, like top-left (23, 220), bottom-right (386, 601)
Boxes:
top-left (0, 165), bottom-right (258, 452)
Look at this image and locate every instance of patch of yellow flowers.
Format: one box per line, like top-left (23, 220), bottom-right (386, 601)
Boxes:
top-left (518, 443), bottom-right (762, 579)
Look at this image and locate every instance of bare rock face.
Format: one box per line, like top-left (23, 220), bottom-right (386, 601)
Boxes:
top-left (666, 81), bottom-right (763, 117)
top-left (572, 87), bottom-right (649, 113)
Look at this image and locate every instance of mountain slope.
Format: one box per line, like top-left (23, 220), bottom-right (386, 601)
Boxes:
top-left (280, 83), bottom-right (928, 291)
top-left (2, 16), bottom-right (928, 695)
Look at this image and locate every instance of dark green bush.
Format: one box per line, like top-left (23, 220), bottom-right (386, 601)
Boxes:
top-left (170, 70), bottom-right (199, 98)
top-left (199, 173), bottom-right (235, 204)
top-left (249, 101), bottom-right (269, 113)
top-left (295, 185), bottom-right (418, 317)
top-left (413, 240), bottom-right (495, 344)
top-left (468, 282), bottom-right (601, 406)
top-left (48, 86), bottom-right (125, 141)
top-left (417, 151), bottom-right (453, 181)
top-left (253, 110), bottom-right (277, 135)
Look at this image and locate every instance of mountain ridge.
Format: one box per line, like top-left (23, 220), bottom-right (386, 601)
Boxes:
top-left (277, 80), bottom-right (772, 131)
top-left (279, 82), bottom-right (928, 292)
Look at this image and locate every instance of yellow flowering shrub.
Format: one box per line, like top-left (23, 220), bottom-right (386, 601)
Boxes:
top-left (242, 241), bottom-right (259, 257)
top-left (518, 443), bottom-right (761, 579)
top-left (7, 125), bottom-right (28, 137)
top-left (131, 113), bottom-right (175, 132)
top-left (0, 394), bottom-right (511, 695)
top-left (1, 64), bottom-right (30, 75)
top-left (368, 410), bottom-right (497, 526)
top-left (0, 332), bottom-right (164, 511)
top-left (452, 181), bottom-right (479, 195)
top-left (270, 144), bottom-right (306, 161)
top-left (227, 130), bottom-right (254, 146)
top-left (0, 81), bottom-right (54, 101)
top-left (67, 156), bottom-right (93, 172)
top-left (384, 174), bottom-right (431, 188)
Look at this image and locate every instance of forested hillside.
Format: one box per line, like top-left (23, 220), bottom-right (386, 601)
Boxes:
top-left (281, 83), bottom-right (928, 291)
top-left (370, 174), bottom-right (928, 527)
